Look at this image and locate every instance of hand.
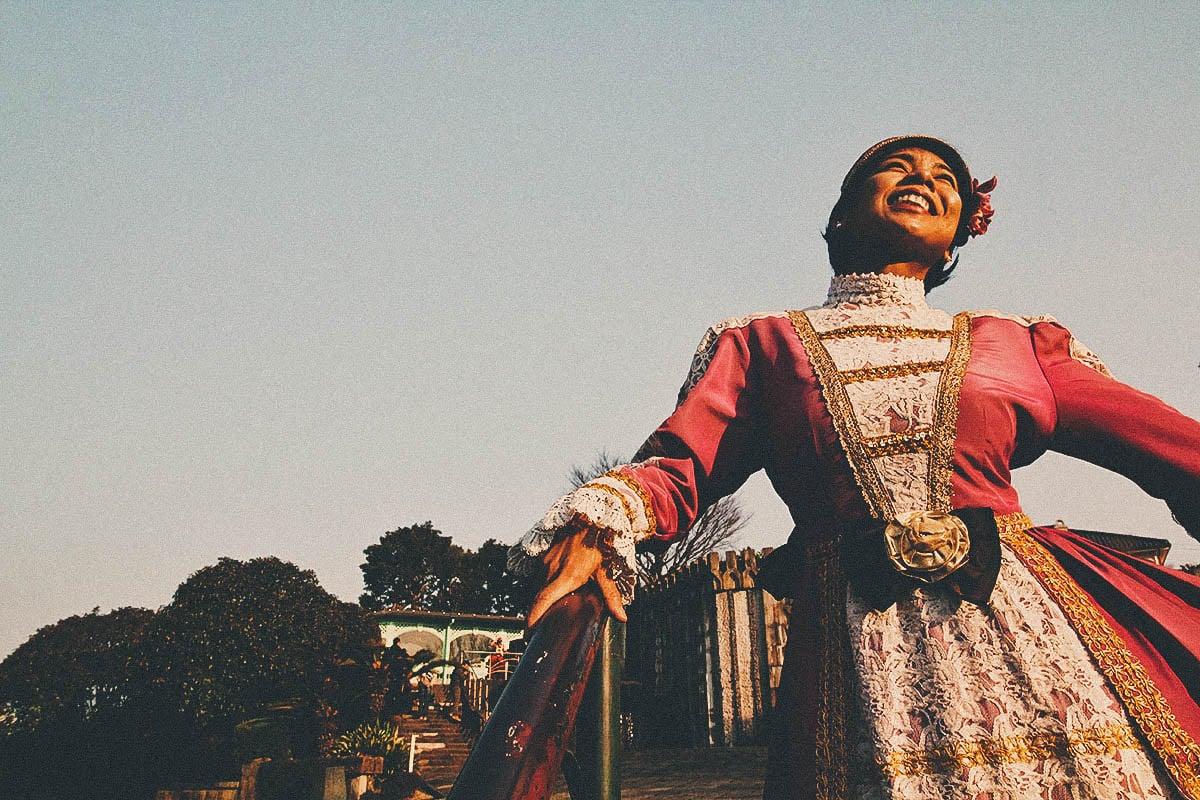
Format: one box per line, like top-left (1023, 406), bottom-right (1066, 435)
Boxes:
top-left (525, 523), bottom-right (628, 632)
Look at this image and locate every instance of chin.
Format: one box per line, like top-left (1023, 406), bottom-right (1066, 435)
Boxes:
top-left (879, 216), bottom-right (946, 250)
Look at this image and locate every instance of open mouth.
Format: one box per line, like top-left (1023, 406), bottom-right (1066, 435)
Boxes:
top-left (889, 190), bottom-right (934, 214)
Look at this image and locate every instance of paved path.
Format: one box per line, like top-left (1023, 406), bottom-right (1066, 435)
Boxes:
top-left (550, 746), bottom-right (768, 800)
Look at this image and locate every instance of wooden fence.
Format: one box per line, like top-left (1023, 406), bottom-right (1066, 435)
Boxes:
top-left (624, 548), bottom-right (790, 748)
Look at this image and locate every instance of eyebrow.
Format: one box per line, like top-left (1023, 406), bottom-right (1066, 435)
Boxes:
top-left (881, 151), bottom-right (955, 175)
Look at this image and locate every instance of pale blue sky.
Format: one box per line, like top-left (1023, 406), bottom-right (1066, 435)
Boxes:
top-left (3, 3), bottom-right (1198, 657)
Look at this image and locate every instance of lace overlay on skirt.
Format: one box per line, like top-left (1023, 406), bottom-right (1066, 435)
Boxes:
top-left (845, 545), bottom-right (1180, 799)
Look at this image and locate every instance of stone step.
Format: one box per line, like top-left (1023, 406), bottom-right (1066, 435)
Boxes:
top-left (389, 711), bottom-right (475, 792)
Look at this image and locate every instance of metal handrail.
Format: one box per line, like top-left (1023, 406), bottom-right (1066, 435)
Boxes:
top-left (446, 585), bottom-right (623, 800)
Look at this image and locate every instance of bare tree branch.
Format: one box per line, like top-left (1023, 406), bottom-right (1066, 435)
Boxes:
top-left (566, 450), bottom-right (624, 490)
top-left (636, 495), bottom-right (748, 590)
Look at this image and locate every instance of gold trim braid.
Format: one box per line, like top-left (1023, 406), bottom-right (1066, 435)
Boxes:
top-left (927, 313), bottom-right (972, 512)
top-left (789, 310), bottom-right (894, 519)
top-left (819, 324), bottom-right (952, 340)
top-left (839, 359), bottom-right (945, 384)
top-left (862, 430), bottom-right (933, 456)
top-left (603, 469), bottom-right (658, 537)
top-left (813, 539), bottom-right (849, 800)
top-left (995, 511), bottom-right (1033, 537)
top-left (1002, 527), bottom-right (1200, 799)
top-left (880, 722), bottom-right (1142, 778)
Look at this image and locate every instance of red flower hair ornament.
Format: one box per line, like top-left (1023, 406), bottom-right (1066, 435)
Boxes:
top-left (964, 175), bottom-right (997, 239)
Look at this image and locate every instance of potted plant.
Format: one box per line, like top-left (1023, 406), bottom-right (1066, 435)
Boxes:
top-left (330, 720), bottom-right (408, 776)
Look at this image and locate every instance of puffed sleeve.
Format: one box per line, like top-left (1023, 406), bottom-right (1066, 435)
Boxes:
top-left (1032, 320), bottom-right (1200, 538)
top-left (508, 322), bottom-right (765, 603)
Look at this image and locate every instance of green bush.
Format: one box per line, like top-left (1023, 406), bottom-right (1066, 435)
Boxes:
top-left (140, 557), bottom-right (378, 782)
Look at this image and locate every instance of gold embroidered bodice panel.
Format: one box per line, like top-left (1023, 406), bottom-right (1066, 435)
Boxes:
top-left (793, 273), bottom-right (971, 520)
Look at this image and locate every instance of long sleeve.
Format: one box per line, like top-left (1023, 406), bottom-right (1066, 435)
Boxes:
top-left (1032, 320), bottom-right (1200, 538)
top-left (509, 321), bottom-right (765, 602)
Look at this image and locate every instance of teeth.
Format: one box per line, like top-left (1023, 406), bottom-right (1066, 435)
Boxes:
top-left (895, 192), bottom-right (930, 211)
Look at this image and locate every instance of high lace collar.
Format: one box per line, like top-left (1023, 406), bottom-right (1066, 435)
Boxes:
top-left (824, 272), bottom-right (928, 307)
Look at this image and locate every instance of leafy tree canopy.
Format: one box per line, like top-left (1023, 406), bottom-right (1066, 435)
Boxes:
top-left (359, 521), bottom-right (465, 611)
top-left (2, 559), bottom-right (377, 794)
top-left (360, 524), bottom-right (538, 617)
top-left (142, 556), bottom-right (377, 732)
top-left (0, 607), bottom-right (160, 799)
top-left (0, 606), bottom-right (155, 732)
top-left (452, 538), bottom-right (538, 616)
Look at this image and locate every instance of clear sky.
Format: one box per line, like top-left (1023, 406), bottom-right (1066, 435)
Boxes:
top-left (3, 3), bottom-right (1198, 658)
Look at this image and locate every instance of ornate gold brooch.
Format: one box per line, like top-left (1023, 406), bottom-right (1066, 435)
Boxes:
top-left (883, 510), bottom-right (971, 583)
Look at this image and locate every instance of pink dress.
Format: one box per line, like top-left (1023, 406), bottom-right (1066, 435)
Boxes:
top-left (511, 272), bottom-right (1200, 800)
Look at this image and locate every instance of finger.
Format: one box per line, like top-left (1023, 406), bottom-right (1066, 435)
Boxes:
top-left (525, 570), bottom-right (586, 632)
top-left (593, 567), bottom-right (628, 623)
top-left (544, 542), bottom-right (567, 575)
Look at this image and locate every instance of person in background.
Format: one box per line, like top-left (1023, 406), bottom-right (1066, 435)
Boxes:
top-left (383, 638), bottom-right (412, 717)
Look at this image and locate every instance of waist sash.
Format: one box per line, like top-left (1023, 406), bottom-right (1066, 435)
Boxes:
top-left (758, 510), bottom-right (1033, 609)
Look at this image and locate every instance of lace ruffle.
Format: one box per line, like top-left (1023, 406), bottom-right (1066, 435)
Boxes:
top-left (825, 272), bottom-right (928, 308)
top-left (846, 546), bottom-right (1177, 799)
top-left (507, 470), bottom-right (656, 605)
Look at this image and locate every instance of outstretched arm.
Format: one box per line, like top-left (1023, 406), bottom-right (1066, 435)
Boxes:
top-left (1033, 321), bottom-right (1200, 538)
top-left (512, 321), bottom-right (765, 628)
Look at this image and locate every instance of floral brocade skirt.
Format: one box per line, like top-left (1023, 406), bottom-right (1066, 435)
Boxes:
top-left (764, 525), bottom-right (1200, 800)
top-left (845, 538), bottom-right (1181, 799)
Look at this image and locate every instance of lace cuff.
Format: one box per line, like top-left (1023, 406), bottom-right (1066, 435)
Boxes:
top-left (507, 471), bottom-right (657, 605)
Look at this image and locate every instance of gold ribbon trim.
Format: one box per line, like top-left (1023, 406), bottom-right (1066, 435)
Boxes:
top-left (1003, 526), bottom-right (1200, 799)
top-left (602, 469), bottom-right (658, 537)
top-left (881, 722), bottom-right (1142, 777)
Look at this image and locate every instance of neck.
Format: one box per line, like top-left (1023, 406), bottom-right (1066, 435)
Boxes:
top-left (837, 234), bottom-right (943, 282)
top-left (837, 256), bottom-right (931, 283)
top-left (880, 261), bottom-right (930, 281)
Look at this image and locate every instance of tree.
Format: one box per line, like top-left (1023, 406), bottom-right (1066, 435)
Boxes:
top-left (637, 491), bottom-right (749, 590)
top-left (568, 451), bottom-right (750, 590)
top-left (361, 523), bottom-right (537, 616)
top-left (453, 539), bottom-right (539, 616)
top-left (140, 556), bottom-right (378, 782)
top-left (0, 606), bottom-right (155, 732)
top-left (359, 521), bottom-right (466, 611)
top-left (0, 607), bottom-right (158, 799)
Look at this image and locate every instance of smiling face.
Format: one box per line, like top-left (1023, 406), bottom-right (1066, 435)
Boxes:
top-left (841, 146), bottom-right (964, 266)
